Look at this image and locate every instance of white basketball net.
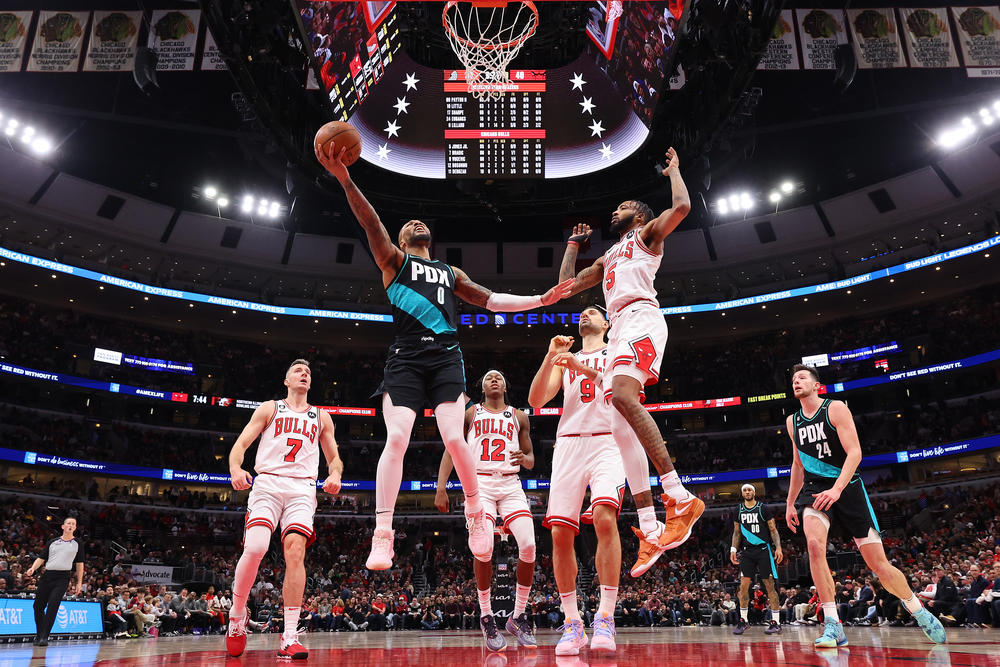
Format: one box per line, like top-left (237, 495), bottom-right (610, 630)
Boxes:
top-left (443, 1), bottom-right (539, 100)
top-left (606, 0), bottom-right (623, 22)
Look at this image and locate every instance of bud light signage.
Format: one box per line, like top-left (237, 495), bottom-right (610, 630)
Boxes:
top-left (0, 599), bottom-right (104, 635)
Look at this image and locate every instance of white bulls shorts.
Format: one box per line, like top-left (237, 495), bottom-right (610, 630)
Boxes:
top-left (245, 473), bottom-right (318, 546)
top-left (604, 303), bottom-right (667, 401)
top-left (544, 434), bottom-right (626, 535)
top-left (477, 472), bottom-right (532, 531)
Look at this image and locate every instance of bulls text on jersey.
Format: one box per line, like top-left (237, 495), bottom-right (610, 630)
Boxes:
top-left (471, 416), bottom-right (516, 441)
top-left (273, 415), bottom-right (319, 445)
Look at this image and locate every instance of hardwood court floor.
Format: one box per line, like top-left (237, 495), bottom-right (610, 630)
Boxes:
top-left (3, 626), bottom-right (1000, 666)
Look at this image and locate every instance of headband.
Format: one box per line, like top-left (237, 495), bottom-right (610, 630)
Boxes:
top-left (741, 484), bottom-right (755, 493)
top-left (482, 370), bottom-right (506, 392)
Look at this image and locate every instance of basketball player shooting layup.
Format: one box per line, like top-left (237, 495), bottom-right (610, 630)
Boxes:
top-left (435, 370), bottom-right (537, 653)
top-left (785, 364), bottom-right (946, 649)
top-left (557, 147), bottom-right (704, 577)
top-left (226, 359), bottom-right (343, 660)
top-left (317, 145), bottom-right (573, 571)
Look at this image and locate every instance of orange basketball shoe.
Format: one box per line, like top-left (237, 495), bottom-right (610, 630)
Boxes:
top-left (658, 493), bottom-right (705, 550)
top-left (628, 523), bottom-right (666, 577)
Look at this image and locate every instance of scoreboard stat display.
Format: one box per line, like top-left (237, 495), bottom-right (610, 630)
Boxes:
top-left (444, 70), bottom-right (546, 178)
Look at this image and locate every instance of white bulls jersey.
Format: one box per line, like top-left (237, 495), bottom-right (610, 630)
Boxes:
top-left (467, 404), bottom-right (521, 474)
top-left (557, 347), bottom-right (611, 437)
top-left (602, 228), bottom-right (661, 315)
top-left (255, 399), bottom-right (322, 479)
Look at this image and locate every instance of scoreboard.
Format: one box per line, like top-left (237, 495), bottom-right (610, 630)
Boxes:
top-left (443, 70), bottom-right (546, 178)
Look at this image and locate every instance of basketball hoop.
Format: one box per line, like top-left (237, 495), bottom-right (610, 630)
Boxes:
top-left (442, 0), bottom-right (539, 100)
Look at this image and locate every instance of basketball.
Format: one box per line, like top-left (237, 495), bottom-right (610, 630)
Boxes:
top-left (315, 121), bottom-right (362, 168)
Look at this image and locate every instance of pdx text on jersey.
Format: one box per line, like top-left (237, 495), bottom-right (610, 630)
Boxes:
top-left (741, 510), bottom-right (763, 536)
top-left (798, 421), bottom-right (833, 458)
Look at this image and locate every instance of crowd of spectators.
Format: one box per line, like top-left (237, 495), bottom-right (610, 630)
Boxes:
top-left (1, 285), bottom-right (997, 408)
top-left (1, 478), bottom-right (998, 641)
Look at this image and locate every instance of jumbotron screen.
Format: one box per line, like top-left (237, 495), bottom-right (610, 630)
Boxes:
top-left (295, 1), bottom-right (684, 179)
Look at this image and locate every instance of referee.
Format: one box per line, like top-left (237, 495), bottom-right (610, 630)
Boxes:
top-left (25, 517), bottom-right (84, 646)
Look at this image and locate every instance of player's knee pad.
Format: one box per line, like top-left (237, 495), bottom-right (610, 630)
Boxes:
top-left (243, 525), bottom-right (271, 559)
top-left (519, 541), bottom-right (536, 564)
top-left (854, 528), bottom-right (882, 547)
top-left (507, 517), bottom-right (535, 563)
top-left (474, 543), bottom-right (494, 563)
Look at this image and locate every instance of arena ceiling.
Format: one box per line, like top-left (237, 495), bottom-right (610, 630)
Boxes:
top-left (0, 1), bottom-right (998, 246)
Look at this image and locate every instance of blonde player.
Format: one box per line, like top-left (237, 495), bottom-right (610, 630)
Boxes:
top-left (529, 307), bottom-right (625, 655)
top-left (226, 359), bottom-right (343, 660)
top-left (558, 147), bottom-right (703, 577)
top-left (435, 370), bottom-right (536, 653)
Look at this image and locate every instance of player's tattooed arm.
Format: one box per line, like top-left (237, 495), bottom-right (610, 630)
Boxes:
top-left (563, 257), bottom-right (605, 297)
top-left (767, 518), bottom-right (784, 563)
top-left (452, 267), bottom-right (493, 308)
top-left (559, 223), bottom-right (592, 282)
top-left (341, 180), bottom-right (404, 275)
top-left (510, 410), bottom-right (535, 470)
top-left (641, 147), bottom-right (691, 249)
top-left (730, 522), bottom-right (741, 564)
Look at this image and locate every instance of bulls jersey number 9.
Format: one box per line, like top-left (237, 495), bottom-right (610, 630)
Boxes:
top-left (557, 348), bottom-right (611, 437)
top-left (467, 404), bottom-right (520, 473)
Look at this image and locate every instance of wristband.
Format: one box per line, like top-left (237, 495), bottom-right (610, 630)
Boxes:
top-left (731, 547), bottom-right (737, 553)
top-left (567, 240), bottom-right (579, 246)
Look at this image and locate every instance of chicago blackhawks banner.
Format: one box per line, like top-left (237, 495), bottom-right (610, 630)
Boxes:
top-left (148, 9), bottom-right (201, 71)
top-left (84, 10), bottom-right (141, 72)
top-left (899, 8), bottom-right (960, 68)
top-left (951, 6), bottom-right (1000, 76)
top-left (795, 9), bottom-right (848, 70)
top-left (200, 27), bottom-right (227, 71)
top-left (848, 8), bottom-right (907, 69)
top-left (757, 10), bottom-right (800, 70)
top-left (27, 10), bottom-right (89, 72)
top-left (0, 11), bottom-right (32, 72)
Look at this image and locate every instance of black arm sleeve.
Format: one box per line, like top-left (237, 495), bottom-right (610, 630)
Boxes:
top-left (73, 541), bottom-right (85, 565)
top-left (761, 503), bottom-right (772, 522)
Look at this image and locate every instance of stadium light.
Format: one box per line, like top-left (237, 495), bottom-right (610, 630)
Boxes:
top-left (728, 194), bottom-right (739, 210)
top-left (780, 181), bottom-right (793, 193)
top-left (217, 197), bottom-right (229, 208)
top-left (20, 126), bottom-right (34, 144)
top-left (740, 192), bottom-right (753, 210)
top-left (268, 201), bottom-right (280, 218)
top-left (717, 198), bottom-right (729, 215)
top-left (241, 195), bottom-right (254, 212)
top-left (30, 138), bottom-right (52, 155)
top-left (769, 191), bottom-right (781, 203)
top-left (204, 185), bottom-right (218, 200)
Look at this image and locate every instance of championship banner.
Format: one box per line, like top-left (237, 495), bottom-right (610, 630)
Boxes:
top-left (200, 27), bottom-right (227, 71)
top-left (951, 6), bottom-right (1000, 76)
top-left (848, 8), bottom-right (906, 69)
top-left (84, 10), bottom-right (140, 72)
top-left (795, 8), bottom-right (848, 70)
top-left (899, 8), bottom-right (960, 68)
top-left (757, 9), bottom-right (800, 70)
top-left (148, 9), bottom-right (200, 71)
top-left (0, 11), bottom-right (32, 72)
top-left (27, 11), bottom-right (89, 72)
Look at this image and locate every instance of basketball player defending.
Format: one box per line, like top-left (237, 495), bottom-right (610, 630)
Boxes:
top-left (435, 370), bottom-right (537, 652)
top-left (785, 364), bottom-right (946, 648)
top-left (528, 306), bottom-right (624, 655)
top-left (558, 148), bottom-right (703, 576)
top-left (730, 483), bottom-right (784, 636)
top-left (319, 145), bottom-right (572, 570)
top-left (226, 359), bottom-right (344, 660)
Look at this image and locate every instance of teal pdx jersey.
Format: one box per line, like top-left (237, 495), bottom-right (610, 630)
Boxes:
top-left (386, 255), bottom-right (458, 340)
top-left (792, 398), bottom-right (858, 484)
top-left (737, 501), bottom-right (773, 551)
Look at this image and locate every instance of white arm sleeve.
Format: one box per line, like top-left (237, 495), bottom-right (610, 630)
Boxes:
top-left (485, 292), bottom-right (544, 312)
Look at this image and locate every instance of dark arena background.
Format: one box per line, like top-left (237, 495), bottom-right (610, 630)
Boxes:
top-left (0, 0), bottom-right (999, 665)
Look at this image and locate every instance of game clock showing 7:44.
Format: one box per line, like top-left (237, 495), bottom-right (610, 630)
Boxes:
top-left (444, 69), bottom-right (545, 178)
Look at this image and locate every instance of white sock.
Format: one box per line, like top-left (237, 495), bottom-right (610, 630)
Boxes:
top-left (821, 602), bottom-right (839, 623)
top-left (514, 584), bottom-right (530, 617)
top-left (901, 594), bottom-right (922, 614)
top-left (478, 588), bottom-right (492, 618)
top-left (283, 606), bottom-right (300, 640)
top-left (464, 491), bottom-right (483, 516)
top-left (771, 610), bottom-right (780, 623)
top-left (637, 506), bottom-right (659, 536)
top-left (740, 607), bottom-right (748, 621)
top-left (598, 585), bottom-right (618, 618)
top-left (560, 591), bottom-right (581, 622)
top-left (660, 470), bottom-right (692, 502)
top-left (375, 509), bottom-right (393, 531)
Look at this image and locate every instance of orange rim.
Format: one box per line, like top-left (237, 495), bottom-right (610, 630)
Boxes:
top-left (442, 0), bottom-right (539, 52)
